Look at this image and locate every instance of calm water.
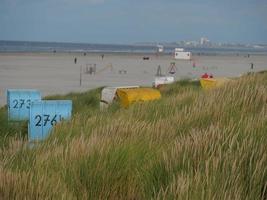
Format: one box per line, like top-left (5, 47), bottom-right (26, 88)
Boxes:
top-left (0, 40), bottom-right (267, 55)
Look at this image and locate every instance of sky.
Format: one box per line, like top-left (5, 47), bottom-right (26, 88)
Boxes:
top-left (0, 0), bottom-right (267, 44)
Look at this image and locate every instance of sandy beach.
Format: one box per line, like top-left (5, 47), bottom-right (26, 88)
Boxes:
top-left (0, 52), bottom-right (266, 106)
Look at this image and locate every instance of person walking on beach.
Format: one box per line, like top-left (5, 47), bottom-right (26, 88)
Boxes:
top-left (251, 62), bottom-right (254, 70)
top-left (74, 57), bottom-right (77, 64)
top-left (101, 54), bottom-right (104, 60)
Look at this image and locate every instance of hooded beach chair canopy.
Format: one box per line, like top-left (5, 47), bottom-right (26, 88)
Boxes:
top-left (116, 88), bottom-right (161, 108)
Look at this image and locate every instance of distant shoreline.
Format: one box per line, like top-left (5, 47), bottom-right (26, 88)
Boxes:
top-left (1, 51), bottom-right (267, 57)
top-left (1, 40), bottom-right (267, 56)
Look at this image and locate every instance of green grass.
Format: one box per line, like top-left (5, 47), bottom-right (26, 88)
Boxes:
top-left (0, 106), bottom-right (28, 148)
top-left (0, 75), bottom-right (267, 199)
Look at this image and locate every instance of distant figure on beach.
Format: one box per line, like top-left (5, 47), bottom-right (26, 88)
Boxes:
top-left (101, 54), bottom-right (104, 60)
top-left (156, 65), bottom-right (162, 76)
top-left (251, 63), bottom-right (254, 69)
top-left (84, 53), bottom-right (87, 56)
top-left (74, 57), bottom-right (77, 64)
top-left (193, 61), bottom-right (196, 68)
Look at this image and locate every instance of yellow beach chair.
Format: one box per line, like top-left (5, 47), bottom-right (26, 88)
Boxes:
top-left (200, 78), bottom-right (231, 90)
top-left (116, 88), bottom-right (161, 108)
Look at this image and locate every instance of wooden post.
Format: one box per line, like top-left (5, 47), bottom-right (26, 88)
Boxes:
top-left (80, 65), bottom-right (82, 86)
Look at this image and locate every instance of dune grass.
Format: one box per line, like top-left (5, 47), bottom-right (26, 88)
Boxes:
top-left (0, 74), bottom-right (267, 199)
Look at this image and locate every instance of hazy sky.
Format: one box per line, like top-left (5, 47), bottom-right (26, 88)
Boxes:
top-left (0, 0), bottom-right (266, 44)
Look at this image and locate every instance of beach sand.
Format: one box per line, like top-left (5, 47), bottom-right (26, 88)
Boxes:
top-left (0, 52), bottom-right (266, 106)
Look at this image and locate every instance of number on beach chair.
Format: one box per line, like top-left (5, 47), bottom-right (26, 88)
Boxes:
top-left (7, 89), bottom-right (41, 121)
top-left (28, 100), bottom-right (72, 142)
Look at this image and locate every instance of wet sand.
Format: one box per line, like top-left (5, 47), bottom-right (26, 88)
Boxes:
top-left (0, 52), bottom-right (266, 106)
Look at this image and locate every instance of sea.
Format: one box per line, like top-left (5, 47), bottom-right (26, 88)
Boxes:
top-left (0, 40), bottom-right (267, 55)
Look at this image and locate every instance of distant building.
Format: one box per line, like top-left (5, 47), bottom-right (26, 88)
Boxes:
top-left (174, 48), bottom-right (191, 60)
top-left (185, 41), bottom-right (198, 47)
top-left (157, 45), bottom-right (164, 53)
top-left (200, 37), bottom-right (210, 45)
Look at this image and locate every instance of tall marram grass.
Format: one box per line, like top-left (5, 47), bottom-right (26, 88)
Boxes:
top-left (0, 74), bottom-right (267, 199)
